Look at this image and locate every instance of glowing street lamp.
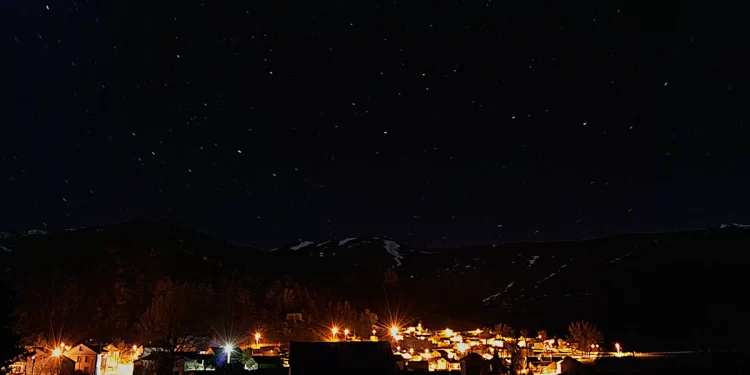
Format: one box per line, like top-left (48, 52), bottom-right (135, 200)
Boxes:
top-left (331, 326), bottom-right (339, 341)
top-left (254, 332), bottom-right (262, 346)
top-left (343, 329), bottom-right (350, 339)
top-left (390, 326), bottom-right (399, 338)
top-left (224, 344), bottom-right (233, 364)
top-left (52, 348), bottom-right (62, 357)
top-left (615, 342), bottom-right (621, 353)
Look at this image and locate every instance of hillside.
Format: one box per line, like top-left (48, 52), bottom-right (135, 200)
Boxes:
top-left (1, 221), bottom-right (747, 349)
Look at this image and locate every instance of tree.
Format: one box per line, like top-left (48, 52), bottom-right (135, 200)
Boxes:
top-left (506, 343), bottom-right (527, 375)
top-left (478, 327), bottom-right (492, 340)
top-left (1, 282), bottom-right (25, 375)
top-left (137, 280), bottom-right (210, 375)
top-left (493, 323), bottom-right (515, 339)
top-left (537, 330), bottom-right (548, 341)
top-left (567, 321), bottom-right (603, 357)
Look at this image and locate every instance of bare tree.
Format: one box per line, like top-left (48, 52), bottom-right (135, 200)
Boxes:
top-left (567, 321), bottom-right (603, 357)
top-left (493, 323), bottom-right (515, 339)
top-left (137, 280), bottom-right (209, 375)
top-left (536, 330), bottom-right (548, 340)
top-left (506, 343), bottom-right (527, 375)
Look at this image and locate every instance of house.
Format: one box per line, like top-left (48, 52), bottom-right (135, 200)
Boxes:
top-left (252, 356), bottom-right (283, 369)
top-left (101, 344), bottom-right (121, 370)
top-left (528, 359), bottom-right (558, 375)
top-left (64, 343), bottom-right (98, 374)
top-left (285, 312), bottom-right (303, 322)
top-left (133, 353), bottom-right (171, 375)
top-left (13, 347), bottom-right (76, 375)
top-left (134, 352), bottom-right (213, 375)
top-left (406, 360), bottom-right (428, 371)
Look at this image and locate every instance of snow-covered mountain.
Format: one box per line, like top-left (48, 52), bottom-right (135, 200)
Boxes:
top-left (2, 220), bottom-right (749, 348)
top-left (269, 237), bottom-right (415, 268)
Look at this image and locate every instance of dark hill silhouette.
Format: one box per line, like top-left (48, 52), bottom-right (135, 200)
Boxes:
top-left (1, 220), bottom-right (747, 350)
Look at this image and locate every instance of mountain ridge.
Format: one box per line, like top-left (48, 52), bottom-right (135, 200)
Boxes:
top-left (2, 219), bottom-right (748, 350)
top-left (5, 219), bottom-right (750, 252)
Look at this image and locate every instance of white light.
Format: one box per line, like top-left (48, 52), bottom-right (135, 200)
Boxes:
top-left (224, 344), bottom-right (233, 364)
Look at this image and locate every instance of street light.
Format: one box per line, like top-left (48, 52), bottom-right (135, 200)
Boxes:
top-left (331, 326), bottom-right (339, 341)
top-left (343, 329), bottom-right (350, 339)
top-left (224, 344), bottom-right (233, 365)
top-left (254, 332), bottom-right (261, 346)
top-left (52, 348), bottom-right (62, 357)
top-left (390, 326), bottom-right (398, 337)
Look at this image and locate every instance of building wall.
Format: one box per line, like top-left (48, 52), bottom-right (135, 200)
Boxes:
top-left (65, 345), bottom-right (98, 374)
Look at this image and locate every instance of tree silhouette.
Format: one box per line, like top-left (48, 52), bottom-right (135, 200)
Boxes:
top-left (137, 280), bottom-right (210, 375)
top-left (506, 343), bottom-right (527, 375)
top-left (493, 323), bottom-right (515, 339)
top-left (567, 321), bottom-right (603, 357)
top-left (537, 330), bottom-right (548, 340)
top-left (1, 282), bottom-right (25, 374)
top-left (479, 327), bottom-right (492, 340)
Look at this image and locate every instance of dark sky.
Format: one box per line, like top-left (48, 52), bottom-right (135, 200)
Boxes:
top-left (2, 1), bottom-right (749, 248)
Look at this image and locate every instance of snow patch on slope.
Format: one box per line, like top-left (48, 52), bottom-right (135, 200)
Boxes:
top-left (483, 281), bottom-right (516, 303)
top-left (290, 241), bottom-right (314, 251)
top-left (536, 264), bottom-right (568, 285)
top-left (338, 237), bottom-right (357, 246)
top-left (719, 223), bottom-right (750, 229)
top-left (528, 255), bottom-right (540, 266)
top-left (383, 240), bottom-right (403, 266)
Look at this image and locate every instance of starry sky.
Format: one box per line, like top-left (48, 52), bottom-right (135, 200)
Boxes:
top-left (2, 1), bottom-right (749, 248)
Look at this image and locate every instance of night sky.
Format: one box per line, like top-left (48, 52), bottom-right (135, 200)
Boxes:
top-left (3, 1), bottom-right (749, 248)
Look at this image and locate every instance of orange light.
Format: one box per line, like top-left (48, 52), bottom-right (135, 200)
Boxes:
top-left (331, 327), bottom-right (339, 336)
top-left (390, 326), bottom-right (399, 337)
top-left (52, 349), bottom-right (62, 357)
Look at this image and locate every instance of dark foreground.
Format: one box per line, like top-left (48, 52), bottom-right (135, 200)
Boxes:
top-left (589, 352), bottom-right (747, 374)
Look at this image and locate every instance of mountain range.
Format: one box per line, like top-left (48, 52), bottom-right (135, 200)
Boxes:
top-left (1, 220), bottom-right (748, 350)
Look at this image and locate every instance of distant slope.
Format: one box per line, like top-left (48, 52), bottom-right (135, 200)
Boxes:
top-left (2, 221), bottom-right (748, 349)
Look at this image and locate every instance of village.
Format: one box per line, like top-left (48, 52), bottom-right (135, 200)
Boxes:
top-left (7, 319), bottom-right (626, 375)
